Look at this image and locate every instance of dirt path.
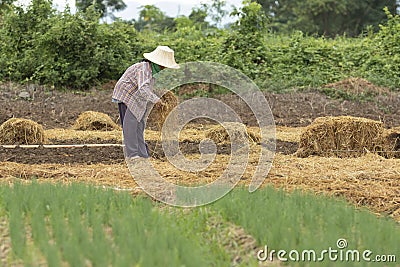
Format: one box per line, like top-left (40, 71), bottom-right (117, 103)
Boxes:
top-left (0, 140), bottom-right (298, 165)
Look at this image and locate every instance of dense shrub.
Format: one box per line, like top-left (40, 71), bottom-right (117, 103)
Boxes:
top-left (361, 8), bottom-right (400, 88)
top-left (220, 1), bottom-right (270, 84)
top-left (33, 7), bottom-right (101, 88)
top-left (0, 2), bottom-right (138, 88)
top-left (262, 33), bottom-right (368, 90)
top-left (96, 21), bottom-right (139, 81)
top-left (0, 0), bottom-right (54, 82)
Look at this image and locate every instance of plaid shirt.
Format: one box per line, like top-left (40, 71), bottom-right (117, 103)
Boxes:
top-left (112, 61), bottom-right (160, 121)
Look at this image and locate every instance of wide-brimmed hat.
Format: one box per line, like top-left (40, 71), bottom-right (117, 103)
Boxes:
top-left (143, 46), bottom-right (180, 69)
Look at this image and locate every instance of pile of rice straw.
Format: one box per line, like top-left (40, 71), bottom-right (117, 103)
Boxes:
top-left (205, 122), bottom-right (260, 144)
top-left (0, 118), bottom-right (46, 145)
top-left (73, 111), bottom-right (120, 131)
top-left (380, 127), bottom-right (400, 158)
top-left (148, 91), bottom-right (178, 131)
top-left (295, 116), bottom-right (386, 158)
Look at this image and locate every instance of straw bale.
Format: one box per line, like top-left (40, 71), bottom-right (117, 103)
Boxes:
top-left (380, 127), bottom-right (400, 159)
top-left (73, 111), bottom-right (120, 131)
top-left (295, 116), bottom-right (385, 158)
top-left (148, 91), bottom-right (179, 131)
top-left (0, 118), bottom-right (45, 145)
top-left (205, 122), bottom-right (260, 144)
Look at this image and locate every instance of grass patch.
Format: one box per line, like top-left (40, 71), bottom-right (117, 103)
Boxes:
top-left (212, 186), bottom-right (400, 266)
top-left (0, 182), bottom-right (228, 267)
top-left (1, 183), bottom-right (399, 266)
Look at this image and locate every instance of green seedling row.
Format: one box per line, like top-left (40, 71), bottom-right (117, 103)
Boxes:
top-left (0, 183), bottom-right (399, 267)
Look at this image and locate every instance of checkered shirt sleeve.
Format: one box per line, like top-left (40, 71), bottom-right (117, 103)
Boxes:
top-left (112, 62), bottom-right (160, 121)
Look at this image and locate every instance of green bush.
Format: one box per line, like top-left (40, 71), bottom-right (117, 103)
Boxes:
top-left (33, 7), bottom-right (101, 88)
top-left (262, 33), bottom-right (367, 91)
top-left (220, 1), bottom-right (270, 84)
top-left (361, 8), bottom-right (400, 89)
top-left (0, 0), bottom-right (54, 82)
top-left (96, 20), bottom-right (139, 80)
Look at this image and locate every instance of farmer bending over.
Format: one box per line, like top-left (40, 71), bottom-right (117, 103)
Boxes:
top-left (112, 46), bottom-right (179, 159)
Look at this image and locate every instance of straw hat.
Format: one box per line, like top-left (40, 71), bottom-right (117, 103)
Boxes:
top-left (143, 46), bottom-right (180, 69)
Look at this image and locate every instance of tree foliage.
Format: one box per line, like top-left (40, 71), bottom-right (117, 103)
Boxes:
top-left (0, 0), bottom-right (135, 88)
top-left (205, 0), bottom-right (228, 28)
top-left (362, 8), bottom-right (400, 86)
top-left (75, 0), bottom-right (126, 20)
top-left (0, 0), bottom-right (54, 81)
top-left (254, 0), bottom-right (399, 36)
top-left (187, 5), bottom-right (210, 29)
top-left (134, 5), bottom-right (175, 32)
top-left (0, 0), bottom-right (16, 14)
top-left (34, 7), bottom-right (102, 87)
top-left (221, 1), bottom-right (269, 81)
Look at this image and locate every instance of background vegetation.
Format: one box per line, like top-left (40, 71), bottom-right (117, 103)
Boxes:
top-left (0, 0), bottom-right (399, 91)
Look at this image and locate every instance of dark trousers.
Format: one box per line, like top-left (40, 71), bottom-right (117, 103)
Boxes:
top-left (118, 103), bottom-right (149, 158)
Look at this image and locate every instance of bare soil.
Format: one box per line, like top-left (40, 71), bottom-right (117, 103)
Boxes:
top-left (0, 140), bottom-right (296, 165)
top-left (1, 83), bottom-right (399, 129)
